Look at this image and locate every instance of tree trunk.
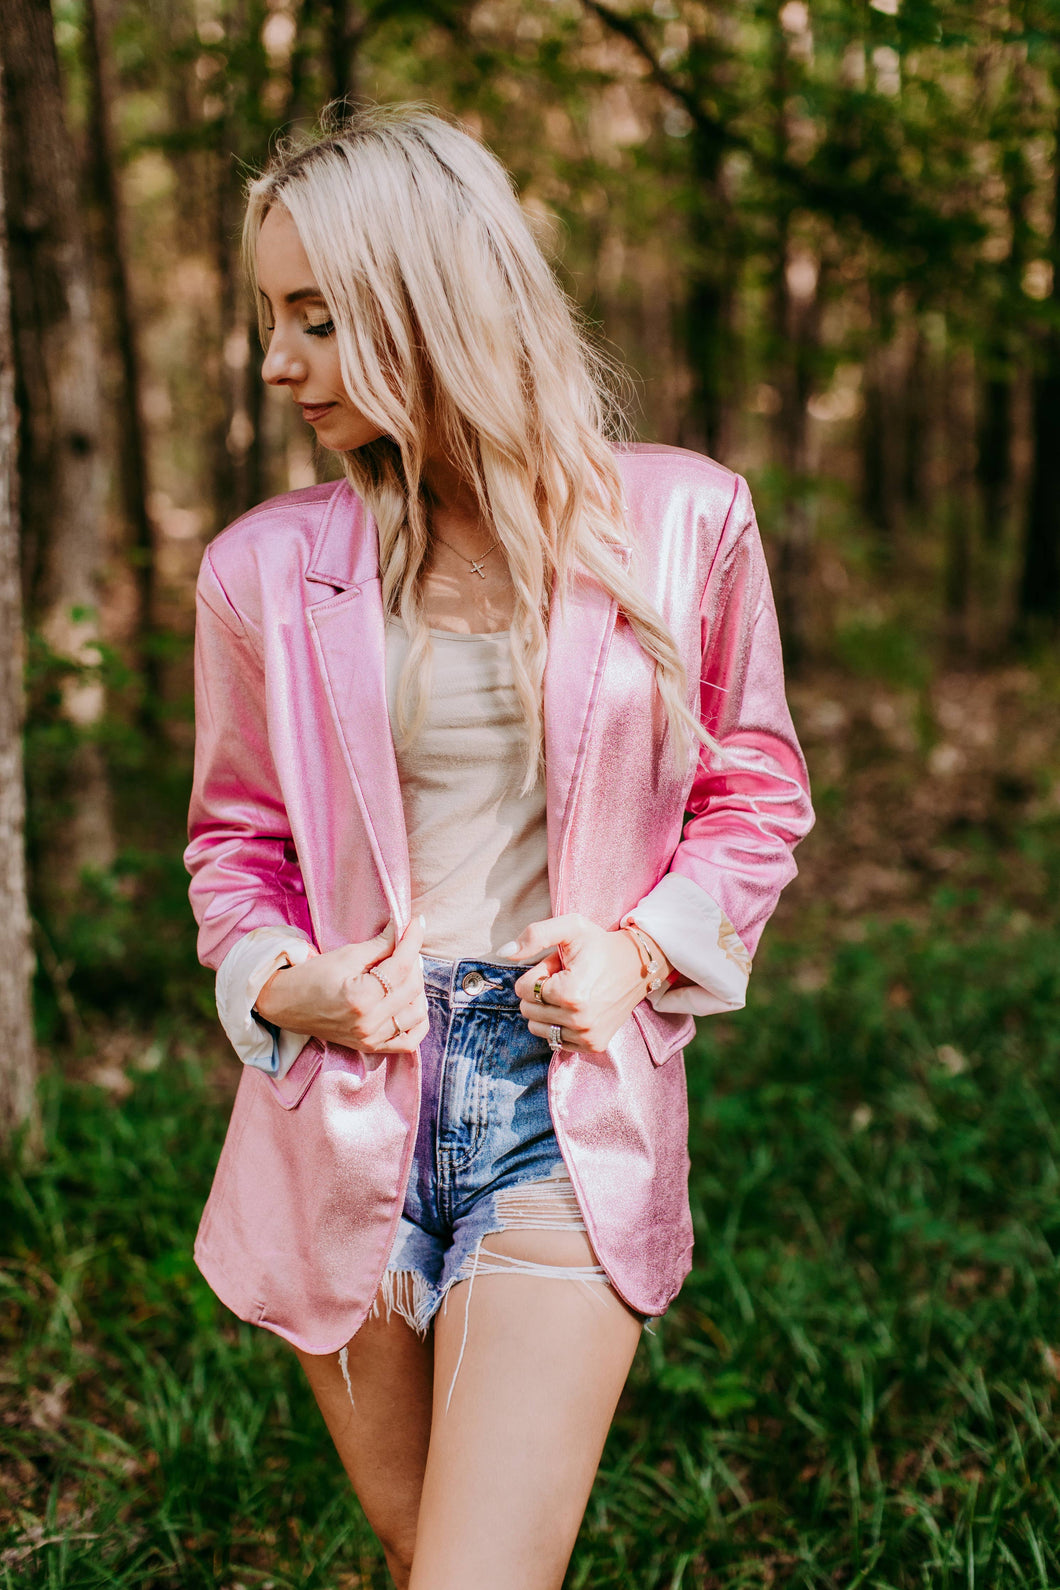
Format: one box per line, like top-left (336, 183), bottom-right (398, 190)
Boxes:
top-left (771, 237), bottom-right (819, 668)
top-left (583, 5), bottom-right (737, 459)
top-left (683, 122), bottom-right (734, 459)
top-left (82, 0), bottom-right (161, 725)
top-left (1018, 357), bottom-right (1060, 630)
top-left (976, 366), bottom-right (1011, 544)
top-left (324, 0), bottom-right (362, 107)
top-left (861, 289), bottom-right (904, 543)
top-left (1016, 93), bottom-right (1060, 634)
top-left (285, 0), bottom-right (319, 125)
top-left (977, 132), bottom-right (1030, 550)
top-left (210, 0), bottom-right (270, 527)
top-left (768, 6), bottom-right (819, 668)
top-left (1, 0), bottom-right (115, 907)
top-left (943, 337), bottom-right (975, 657)
top-left (903, 318), bottom-right (930, 514)
top-left (0, 63), bottom-right (38, 1142)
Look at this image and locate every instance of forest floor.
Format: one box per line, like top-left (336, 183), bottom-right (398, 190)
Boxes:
top-left (3, 659), bottom-right (1060, 1588)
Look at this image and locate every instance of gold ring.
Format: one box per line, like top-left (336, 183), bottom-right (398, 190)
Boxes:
top-left (392, 1015), bottom-right (402, 1038)
top-left (533, 978), bottom-right (547, 1003)
top-left (369, 968), bottom-right (392, 998)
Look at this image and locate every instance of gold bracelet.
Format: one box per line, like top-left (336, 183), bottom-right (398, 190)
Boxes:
top-left (622, 924), bottom-right (665, 994)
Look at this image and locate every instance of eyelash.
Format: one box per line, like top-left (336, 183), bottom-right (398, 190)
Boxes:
top-left (262, 319), bottom-right (335, 339)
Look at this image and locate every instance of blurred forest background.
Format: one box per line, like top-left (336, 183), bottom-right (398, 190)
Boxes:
top-left (4, 0), bottom-right (1060, 1585)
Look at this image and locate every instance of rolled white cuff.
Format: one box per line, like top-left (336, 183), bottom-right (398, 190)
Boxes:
top-left (624, 873), bottom-right (751, 1017)
top-left (215, 925), bottom-right (319, 1077)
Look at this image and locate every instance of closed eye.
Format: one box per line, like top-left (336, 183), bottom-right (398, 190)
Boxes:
top-left (305, 319), bottom-right (335, 338)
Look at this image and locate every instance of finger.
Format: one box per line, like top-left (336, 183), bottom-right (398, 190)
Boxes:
top-left (525, 1018), bottom-right (584, 1051)
top-left (379, 913), bottom-right (426, 979)
top-left (519, 998), bottom-right (584, 1029)
top-left (512, 952), bottom-right (564, 1003)
top-left (365, 989), bottom-right (428, 1047)
top-left (372, 1015), bottom-right (430, 1054)
top-left (542, 965), bottom-right (586, 1009)
top-left (361, 916), bottom-right (425, 1009)
top-left (381, 993), bottom-right (429, 1043)
top-left (351, 917), bottom-right (396, 973)
top-left (499, 915), bottom-right (587, 965)
top-left (515, 961), bottom-right (579, 1010)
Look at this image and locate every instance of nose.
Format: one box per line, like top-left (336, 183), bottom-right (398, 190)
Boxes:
top-left (261, 327), bottom-right (308, 387)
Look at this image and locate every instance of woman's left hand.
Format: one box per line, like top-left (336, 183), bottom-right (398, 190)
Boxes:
top-left (502, 914), bottom-right (668, 1053)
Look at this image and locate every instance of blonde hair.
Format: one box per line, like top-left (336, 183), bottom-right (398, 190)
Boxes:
top-left (244, 104), bottom-right (706, 787)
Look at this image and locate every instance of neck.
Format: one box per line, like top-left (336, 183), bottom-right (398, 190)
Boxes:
top-left (422, 453), bottom-right (495, 556)
top-left (422, 453), bottom-right (479, 519)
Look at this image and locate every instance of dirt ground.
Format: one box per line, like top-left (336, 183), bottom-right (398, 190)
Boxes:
top-left (772, 664), bottom-right (1059, 948)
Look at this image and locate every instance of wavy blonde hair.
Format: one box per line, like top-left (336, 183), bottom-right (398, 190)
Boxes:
top-left (244, 104), bottom-right (704, 787)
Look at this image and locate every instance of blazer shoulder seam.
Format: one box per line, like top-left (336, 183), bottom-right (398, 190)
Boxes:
top-left (700, 473), bottom-right (747, 606)
top-left (198, 544), bottom-right (249, 639)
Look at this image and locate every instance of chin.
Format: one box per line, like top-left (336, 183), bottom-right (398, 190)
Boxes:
top-left (322, 418), bottom-right (387, 452)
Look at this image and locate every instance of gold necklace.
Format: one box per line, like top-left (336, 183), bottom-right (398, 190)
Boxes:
top-left (430, 529), bottom-right (499, 581)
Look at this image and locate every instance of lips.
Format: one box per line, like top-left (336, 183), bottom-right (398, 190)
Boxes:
top-left (298, 402), bottom-right (336, 423)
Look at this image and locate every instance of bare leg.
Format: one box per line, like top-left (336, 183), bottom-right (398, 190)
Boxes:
top-left (408, 1228), bottom-right (643, 1590)
top-left (294, 1279), bottom-right (434, 1590)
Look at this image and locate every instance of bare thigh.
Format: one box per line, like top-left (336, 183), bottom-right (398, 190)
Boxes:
top-left (294, 1285), bottom-right (434, 1587)
top-left (409, 1229), bottom-right (643, 1590)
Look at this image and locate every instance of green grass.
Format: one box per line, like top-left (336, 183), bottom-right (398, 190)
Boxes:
top-left (4, 899), bottom-right (1060, 1586)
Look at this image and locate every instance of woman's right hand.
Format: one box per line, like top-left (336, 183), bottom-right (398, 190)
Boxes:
top-left (254, 916), bottom-right (429, 1054)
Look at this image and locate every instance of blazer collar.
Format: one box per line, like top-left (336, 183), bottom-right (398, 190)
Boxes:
top-left (305, 479), bottom-right (378, 590)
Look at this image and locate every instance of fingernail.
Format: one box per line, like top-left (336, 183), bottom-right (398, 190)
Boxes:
top-left (498, 941), bottom-right (520, 959)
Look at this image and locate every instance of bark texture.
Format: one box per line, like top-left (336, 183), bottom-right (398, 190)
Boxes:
top-left (768, 7), bottom-right (819, 669)
top-left (325, 0), bottom-right (363, 106)
top-left (82, 0), bottom-right (159, 716)
top-left (1017, 83), bottom-right (1060, 632)
top-left (0, 59), bottom-right (38, 1140)
top-left (1, 0), bottom-right (115, 900)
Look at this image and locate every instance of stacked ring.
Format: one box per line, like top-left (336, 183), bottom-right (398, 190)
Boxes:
top-left (548, 1024), bottom-right (563, 1051)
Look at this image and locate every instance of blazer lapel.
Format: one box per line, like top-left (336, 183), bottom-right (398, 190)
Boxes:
top-left (304, 485), bottom-right (411, 925)
top-left (303, 482), bottom-right (631, 925)
top-left (543, 547), bottom-right (631, 912)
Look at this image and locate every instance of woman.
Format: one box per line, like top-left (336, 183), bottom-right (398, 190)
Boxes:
top-left (185, 105), bottom-right (812, 1589)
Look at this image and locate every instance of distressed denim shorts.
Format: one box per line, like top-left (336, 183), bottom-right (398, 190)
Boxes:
top-left (372, 955), bottom-right (610, 1337)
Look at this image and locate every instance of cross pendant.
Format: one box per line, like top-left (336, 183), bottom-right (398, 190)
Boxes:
top-left (469, 558), bottom-right (487, 579)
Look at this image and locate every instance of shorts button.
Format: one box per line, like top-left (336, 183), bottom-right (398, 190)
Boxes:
top-left (461, 970), bottom-right (486, 996)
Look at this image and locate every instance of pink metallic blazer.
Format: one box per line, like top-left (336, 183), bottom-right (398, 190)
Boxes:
top-left (185, 444), bottom-right (813, 1352)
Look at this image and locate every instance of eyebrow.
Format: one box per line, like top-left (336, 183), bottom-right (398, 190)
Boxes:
top-left (259, 286), bottom-right (327, 306)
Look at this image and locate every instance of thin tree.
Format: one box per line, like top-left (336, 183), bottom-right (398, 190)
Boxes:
top-left (325, 0), bottom-right (363, 106)
top-left (1, 0), bottom-right (115, 910)
top-left (0, 60), bottom-right (37, 1142)
top-left (768, 0), bottom-right (820, 667)
top-left (1016, 65), bottom-right (1060, 635)
top-left (82, 0), bottom-right (160, 725)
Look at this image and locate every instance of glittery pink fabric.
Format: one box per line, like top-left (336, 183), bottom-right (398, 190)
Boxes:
top-left (185, 445), bottom-right (813, 1350)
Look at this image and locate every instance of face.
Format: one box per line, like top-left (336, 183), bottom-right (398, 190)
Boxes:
top-left (256, 205), bottom-right (385, 451)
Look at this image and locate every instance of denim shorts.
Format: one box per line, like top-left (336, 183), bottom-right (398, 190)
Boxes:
top-left (373, 954), bottom-right (607, 1335)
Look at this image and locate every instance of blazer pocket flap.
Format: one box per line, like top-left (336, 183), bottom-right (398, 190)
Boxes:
top-left (632, 1004), bottom-right (695, 1067)
top-left (266, 1037), bottom-right (325, 1109)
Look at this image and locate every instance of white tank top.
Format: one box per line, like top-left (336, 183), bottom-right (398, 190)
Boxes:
top-left (384, 618), bottom-right (552, 959)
